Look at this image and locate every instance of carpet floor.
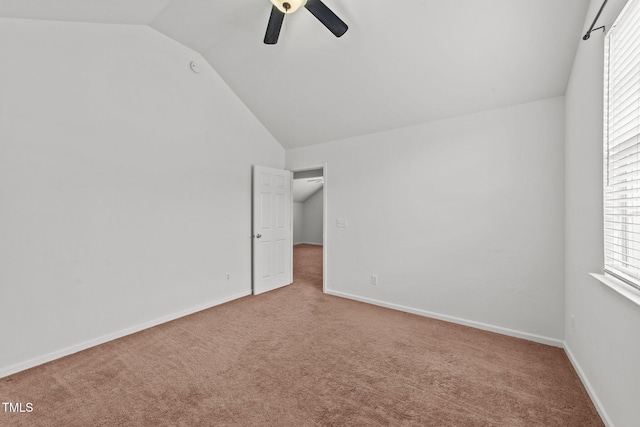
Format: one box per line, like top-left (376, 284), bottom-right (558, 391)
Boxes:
top-left (0, 244), bottom-right (602, 426)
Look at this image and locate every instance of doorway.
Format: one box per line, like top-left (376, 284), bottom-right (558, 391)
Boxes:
top-left (291, 167), bottom-right (326, 293)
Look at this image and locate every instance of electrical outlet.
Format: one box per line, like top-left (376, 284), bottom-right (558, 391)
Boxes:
top-left (371, 274), bottom-right (378, 285)
top-left (570, 314), bottom-right (575, 333)
top-left (226, 273), bottom-right (231, 281)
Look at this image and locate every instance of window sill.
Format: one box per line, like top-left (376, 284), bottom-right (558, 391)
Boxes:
top-left (589, 273), bottom-right (640, 308)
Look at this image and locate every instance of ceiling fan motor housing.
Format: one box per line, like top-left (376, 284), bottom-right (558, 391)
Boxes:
top-left (270, 0), bottom-right (307, 14)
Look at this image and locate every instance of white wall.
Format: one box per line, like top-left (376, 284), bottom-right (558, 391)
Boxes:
top-left (301, 188), bottom-right (323, 245)
top-left (0, 18), bottom-right (284, 376)
top-left (293, 202), bottom-right (304, 244)
top-left (287, 97), bottom-right (566, 344)
top-left (564, 1), bottom-right (640, 426)
top-left (294, 186), bottom-right (323, 246)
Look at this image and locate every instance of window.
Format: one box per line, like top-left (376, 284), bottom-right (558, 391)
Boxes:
top-left (603, 0), bottom-right (640, 290)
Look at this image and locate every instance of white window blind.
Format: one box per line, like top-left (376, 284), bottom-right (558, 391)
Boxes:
top-left (604, 0), bottom-right (640, 290)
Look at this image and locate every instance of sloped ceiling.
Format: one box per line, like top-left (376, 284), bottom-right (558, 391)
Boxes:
top-left (0, 0), bottom-right (590, 148)
top-left (293, 179), bottom-right (323, 203)
top-left (0, 0), bottom-right (173, 24)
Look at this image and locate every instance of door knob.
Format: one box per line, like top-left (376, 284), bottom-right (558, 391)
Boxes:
top-left (256, 234), bottom-right (262, 238)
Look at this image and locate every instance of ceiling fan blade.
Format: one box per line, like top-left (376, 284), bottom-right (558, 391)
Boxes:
top-left (264, 6), bottom-right (285, 44)
top-left (304, 0), bottom-right (348, 38)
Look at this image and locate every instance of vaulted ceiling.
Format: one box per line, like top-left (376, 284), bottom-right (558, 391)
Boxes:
top-left (0, 0), bottom-right (590, 148)
top-left (293, 179), bottom-right (323, 203)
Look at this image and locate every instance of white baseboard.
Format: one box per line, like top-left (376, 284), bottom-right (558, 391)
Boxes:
top-left (325, 290), bottom-right (564, 347)
top-left (294, 242), bottom-right (323, 246)
top-left (563, 343), bottom-right (614, 427)
top-left (0, 290), bottom-right (251, 379)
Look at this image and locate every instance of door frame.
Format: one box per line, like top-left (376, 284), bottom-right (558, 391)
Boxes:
top-left (290, 163), bottom-right (328, 293)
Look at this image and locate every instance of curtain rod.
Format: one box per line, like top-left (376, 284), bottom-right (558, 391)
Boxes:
top-left (583, 0), bottom-right (608, 40)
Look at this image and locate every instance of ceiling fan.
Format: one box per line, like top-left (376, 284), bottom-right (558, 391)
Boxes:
top-left (264, 0), bottom-right (348, 44)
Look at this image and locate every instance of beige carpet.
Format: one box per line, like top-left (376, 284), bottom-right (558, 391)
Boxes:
top-left (0, 244), bottom-right (602, 426)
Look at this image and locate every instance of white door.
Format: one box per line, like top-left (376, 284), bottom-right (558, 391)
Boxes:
top-left (252, 165), bottom-right (292, 294)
